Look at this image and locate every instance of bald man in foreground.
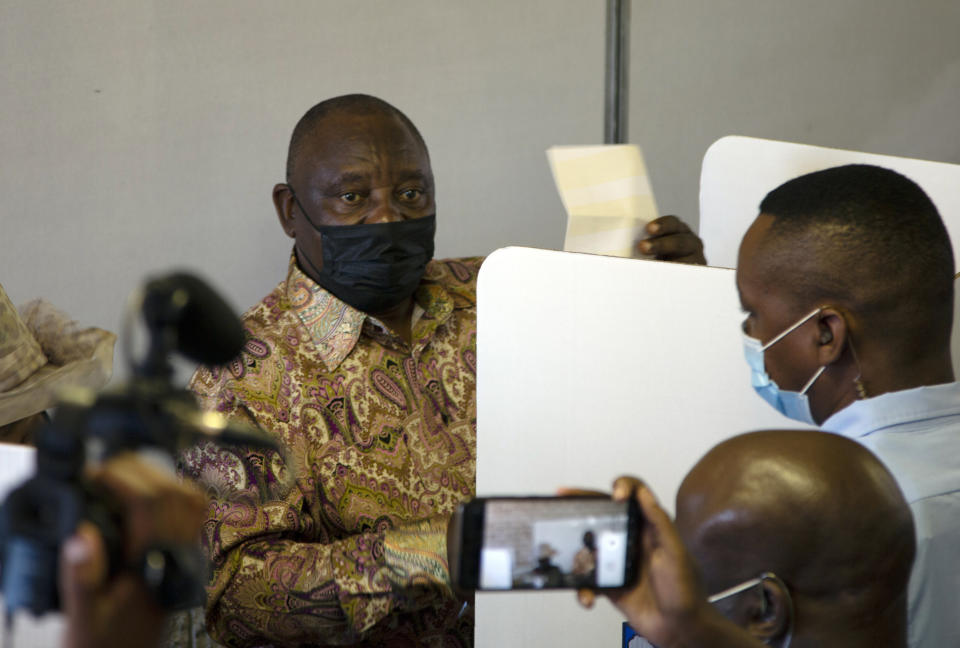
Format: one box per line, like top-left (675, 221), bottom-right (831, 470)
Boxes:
top-left (579, 430), bottom-right (915, 647)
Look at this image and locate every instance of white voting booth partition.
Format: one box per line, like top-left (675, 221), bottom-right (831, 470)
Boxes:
top-left (0, 444), bottom-right (35, 502)
top-left (699, 135), bottom-right (960, 269)
top-left (698, 136), bottom-right (960, 374)
top-left (0, 445), bottom-right (64, 648)
top-left (475, 247), bottom-right (806, 648)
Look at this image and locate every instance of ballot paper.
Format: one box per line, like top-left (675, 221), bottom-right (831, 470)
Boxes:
top-left (546, 144), bottom-right (659, 257)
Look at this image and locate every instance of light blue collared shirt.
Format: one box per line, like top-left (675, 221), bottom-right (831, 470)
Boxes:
top-left (822, 382), bottom-right (960, 648)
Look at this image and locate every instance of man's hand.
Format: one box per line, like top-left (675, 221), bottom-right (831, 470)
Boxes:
top-left (575, 477), bottom-right (765, 648)
top-left (446, 510), bottom-right (462, 593)
top-left (444, 509), bottom-right (474, 619)
top-left (604, 477), bottom-right (707, 645)
top-left (636, 216), bottom-right (706, 265)
top-left (59, 454), bottom-right (207, 648)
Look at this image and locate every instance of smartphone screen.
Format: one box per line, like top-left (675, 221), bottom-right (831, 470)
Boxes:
top-left (454, 496), bottom-right (639, 591)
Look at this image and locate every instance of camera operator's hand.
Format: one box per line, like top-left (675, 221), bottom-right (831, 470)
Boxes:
top-left (600, 477), bottom-right (708, 645)
top-left (572, 477), bottom-right (766, 648)
top-left (58, 454), bottom-right (206, 648)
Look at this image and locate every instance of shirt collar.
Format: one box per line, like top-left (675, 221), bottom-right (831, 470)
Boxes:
top-left (410, 281), bottom-right (455, 347)
top-left (284, 256), bottom-right (365, 371)
top-left (283, 254), bottom-right (458, 371)
top-left (821, 381), bottom-right (960, 438)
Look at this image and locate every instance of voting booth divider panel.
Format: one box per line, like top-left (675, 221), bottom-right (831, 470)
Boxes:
top-left (475, 247), bottom-right (803, 648)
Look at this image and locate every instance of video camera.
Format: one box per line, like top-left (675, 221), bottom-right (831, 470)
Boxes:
top-left (0, 272), bottom-right (279, 620)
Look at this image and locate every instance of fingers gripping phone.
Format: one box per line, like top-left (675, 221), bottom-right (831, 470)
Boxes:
top-left (452, 496), bottom-right (641, 591)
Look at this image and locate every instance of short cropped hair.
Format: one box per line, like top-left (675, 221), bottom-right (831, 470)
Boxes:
top-left (285, 94), bottom-right (427, 181)
top-left (758, 164), bottom-right (955, 358)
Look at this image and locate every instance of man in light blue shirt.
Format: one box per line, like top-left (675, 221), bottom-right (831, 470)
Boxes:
top-left (735, 164), bottom-right (960, 648)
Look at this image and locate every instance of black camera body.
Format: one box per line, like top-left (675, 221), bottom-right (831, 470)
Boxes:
top-left (0, 272), bottom-right (251, 618)
top-left (1, 388), bottom-right (209, 616)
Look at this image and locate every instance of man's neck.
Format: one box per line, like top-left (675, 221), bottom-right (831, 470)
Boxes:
top-left (790, 591), bottom-right (908, 648)
top-left (371, 297), bottom-right (415, 345)
top-left (790, 617), bottom-right (907, 648)
top-left (860, 353), bottom-right (955, 400)
top-left (818, 351), bottom-right (955, 423)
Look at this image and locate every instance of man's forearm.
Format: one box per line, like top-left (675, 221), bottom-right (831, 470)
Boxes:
top-left (208, 517), bottom-right (454, 646)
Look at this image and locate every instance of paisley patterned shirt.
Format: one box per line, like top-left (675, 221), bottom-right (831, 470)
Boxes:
top-left (181, 255), bottom-right (481, 647)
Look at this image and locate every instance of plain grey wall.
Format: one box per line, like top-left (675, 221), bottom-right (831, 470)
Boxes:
top-left (2, 1), bottom-right (959, 381)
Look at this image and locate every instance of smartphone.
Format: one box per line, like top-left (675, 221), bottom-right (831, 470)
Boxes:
top-left (453, 495), bottom-right (641, 591)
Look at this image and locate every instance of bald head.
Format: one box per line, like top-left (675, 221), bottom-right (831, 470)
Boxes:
top-left (677, 430), bottom-right (914, 635)
top-left (285, 94), bottom-right (428, 181)
top-left (744, 165), bottom-right (954, 365)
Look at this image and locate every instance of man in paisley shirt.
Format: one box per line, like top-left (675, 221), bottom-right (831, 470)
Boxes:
top-left (181, 94), bottom-right (706, 647)
top-left (182, 94), bottom-right (478, 647)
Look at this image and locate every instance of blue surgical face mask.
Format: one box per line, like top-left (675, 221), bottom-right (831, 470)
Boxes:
top-left (743, 308), bottom-right (826, 425)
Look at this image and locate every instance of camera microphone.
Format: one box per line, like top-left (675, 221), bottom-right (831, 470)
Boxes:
top-left (139, 272), bottom-right (246, 377)
top-left (0, 270), bottom-right (276, 623)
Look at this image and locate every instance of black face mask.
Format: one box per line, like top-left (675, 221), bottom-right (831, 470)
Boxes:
top-left (291, 192), bottom-right (435, 313)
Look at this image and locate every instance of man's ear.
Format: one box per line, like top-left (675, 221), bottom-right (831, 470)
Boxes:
top-left (273, 183), bottom-right (297, 239)
top-left (745, 578), bottom-right (792, 646)
top-left (816, 307), bottom-right (848, 366)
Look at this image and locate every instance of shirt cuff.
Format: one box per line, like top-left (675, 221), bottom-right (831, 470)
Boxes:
top-left (381, 516), bottom-right (451, 590)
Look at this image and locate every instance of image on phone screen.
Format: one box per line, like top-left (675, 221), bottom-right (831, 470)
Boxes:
top-left (457, 496), bottom-right (638, 591)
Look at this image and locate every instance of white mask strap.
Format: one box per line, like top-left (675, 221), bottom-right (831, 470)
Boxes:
top-left (761, 308), bottom-right (822, 351)
top-left (800, 365), bottom-right (827, 394)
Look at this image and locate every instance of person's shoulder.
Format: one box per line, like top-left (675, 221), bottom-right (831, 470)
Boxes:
top-left (239, 279), bottom-right (292, 332)
top-left (427, 257), bottom-right (485, 281)
top-left (423, 257), bottom-right (485, 307)
top-left (188, 280), bottom-right (290, 405)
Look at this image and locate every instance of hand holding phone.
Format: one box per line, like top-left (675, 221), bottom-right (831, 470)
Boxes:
top-left (576, 478), bottom-right (765, 648)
